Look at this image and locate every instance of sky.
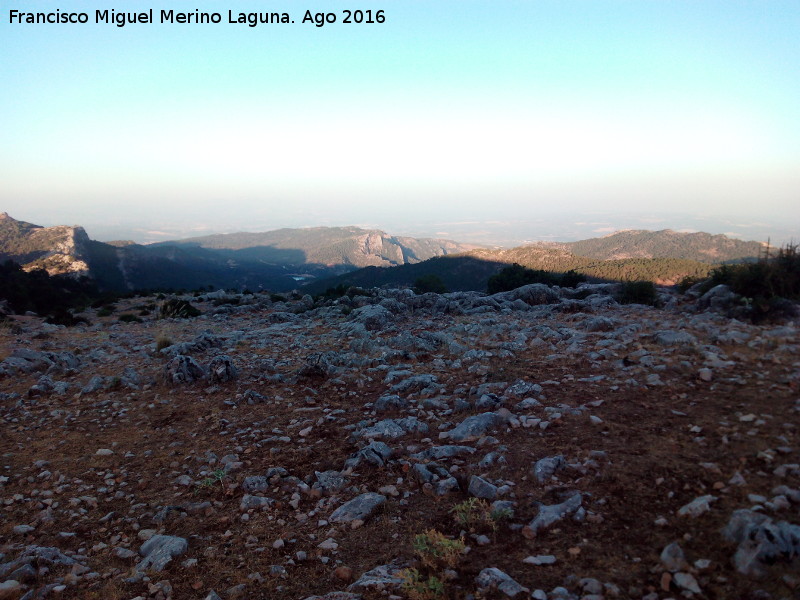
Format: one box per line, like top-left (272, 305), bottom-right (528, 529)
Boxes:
top-left (1, 0), bottom-right (799, 245)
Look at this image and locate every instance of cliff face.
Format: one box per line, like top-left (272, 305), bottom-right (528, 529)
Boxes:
top-left (26, 225), bottom-right (92, 276)
top-left (0, 213), bottom-right (92, 277)
top-left (158, 226), bottom-right (480, 269)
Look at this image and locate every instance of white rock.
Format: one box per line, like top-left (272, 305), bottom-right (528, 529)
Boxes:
top-left (677, 495), bottom-right (717, 518)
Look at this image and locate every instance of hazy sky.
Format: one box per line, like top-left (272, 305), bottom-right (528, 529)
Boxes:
top-left (2, 1), bottom-right (799, 243)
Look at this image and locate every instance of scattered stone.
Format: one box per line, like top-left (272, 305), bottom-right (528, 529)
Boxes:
top-left (722, 509), bottom-right (800, 577)
top-left (532, 455), bottom-right (565, 483)
top-left (346, 563), bottom-right (405, 593)
top-left (163, 355), bottom-right (205, 384)
top-left (523, 493), bottom-right (582, 537)
top-left (475, 567), bottom-right (530, 598)
top-left (677, 495), bottom-right (716, 518)
top-left (674, 572), bottom-right (702, 594)
top-left (136, 535), bottom-right (189, 572)
top-left (468, 475), bottom-right (498, 500)
top-left (330, 493), bottom-right (386, 524)
top-left (442, 412), bottom-right (504, 442)
top-left (523, 555), bottom-right (557, 566)
top-left (206, 355), bottom-right (238, 383)
top-left (660, 542), bottom-right (689, 572)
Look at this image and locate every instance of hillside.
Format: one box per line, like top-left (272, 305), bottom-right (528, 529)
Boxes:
top-left (308, 229), bottom-right (765, 294)
top-left (304, 255), bottom-right (508, 295)
top-left (0, 284), bottom-right (798, 599)
top-left (566, 229), bottom-right (765, 262)
top-left (155, 227), bottom-right (479, 268)
top-left (0, 215), bottom-right (480, 292)
top-left (0, 215), bottom-right (764, 294)
top-left (308, 252), bottom-right (715, 294)
top-left (0, 212), bottom-right (92, 277)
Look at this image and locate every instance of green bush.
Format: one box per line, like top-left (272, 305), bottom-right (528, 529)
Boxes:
top-left (45, 309), bottom-right (89, 327)
top-left (618, 280), bottom-right (659, 306)
top-left (676, 275), bottom-right (706, 293)
top-left (487, 263), bottom-right (586, 294)
top-left (399, 569), bottom-right (445, 600)
top-left (706, 244), bottom-right (800, 321)
top-left (155, 333), bottom-right (173, 352)
top-left (159, 299), bottom-right (201, 319)
top-left (559, 269), bottom-right (587, 288)
top-left (414, 274), bottom-right (448, 295)
top-left (319, 284), bottom-right (348, 301)
top-left (118, 313), bottom-right (142, 323)
top-left (213, 296), bottom-right (239, 306)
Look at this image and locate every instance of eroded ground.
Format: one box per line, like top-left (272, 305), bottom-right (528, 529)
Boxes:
top-left (1, 285), bottom-right (799, 600)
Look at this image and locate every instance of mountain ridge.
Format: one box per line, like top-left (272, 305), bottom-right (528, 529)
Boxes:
top-left (0, 213), bottom-right (767, 292)
top-left (0, 215), bottom-right (479, 291)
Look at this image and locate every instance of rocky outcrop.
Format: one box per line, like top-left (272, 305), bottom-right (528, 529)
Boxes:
top-left (0, 213), bottom-right (91, 277)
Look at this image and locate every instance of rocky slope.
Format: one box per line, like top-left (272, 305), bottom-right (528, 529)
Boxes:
top-left (565, 230), bottom-right (765, 263)
top-left (153, 226), bottom-right (481, 269)
top-left (0, 213), bottom-right (92, 277)
top-left (1, 283), bottom-right (798, 600)
top-left (0, 216), bottom-right (479, 292)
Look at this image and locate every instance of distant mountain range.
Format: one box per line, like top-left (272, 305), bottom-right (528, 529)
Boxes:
top-left (0, 213), bottom-right (479, 291)
top-left (565, 229), bottom-right (765, 262)
top-left (0, 213), bottom-right (767, 292)
top-left (306, 230), bottom-right (767, 293)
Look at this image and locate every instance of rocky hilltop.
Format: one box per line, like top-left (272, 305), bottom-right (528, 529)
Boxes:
top-left (1, 282), bottom-right (798, 599)
top-left (0, 213), bottom-right (92, 277)
top-left (157, 227), bottom-right (480, 269)
top-left (565, 230), bottom-right (766, 262)
top-left (0, 216), bottom-right (479, 292)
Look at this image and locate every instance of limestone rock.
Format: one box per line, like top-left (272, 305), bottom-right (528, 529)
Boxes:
top-left (330, 493), bottom-right (386, 523)
top-left (475, 567), bottom-right (530, 598)
top-left (136, 535), bottom-right (189, 572)
top-left (163, 355), bottom-right (205, 384)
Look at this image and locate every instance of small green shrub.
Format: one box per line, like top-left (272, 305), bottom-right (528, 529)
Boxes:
top-left (96, 307), bottom-right (114, 317)
top-left (399, 568), bottom-right (446, 600)
top-left (706, 244), bottom-right (800, 322)
top-left (618, 280), bottom-right (659, 306)
top-left (155, 333), bottom-right (173, 352)
top-left (45, 309), bottom-right (89, 327)
top-left (412, 529), bottom-right (464, 570)
top-left (450, 497), bottom-right (493, 531)
top-left (346, 287), bottom-right (372, 298)
top-left (159, 299), bottom-right (201, 319)
top-left (118, 313), bottom-right (142, 323)
top-left (319, 284), bottom-right (348, 301)
top-left (195, 468), bottom-right (227, 494)
top-left (414, 274), bottom-right (448, 295)
top-left (213, 297), bottom-right (240, 306)
top-left (487, 263), bottom-right (587, 294)
top-left (450, 497), bottom-right (510, 532)
top-left (676, 275), bottom-right (706, 293)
